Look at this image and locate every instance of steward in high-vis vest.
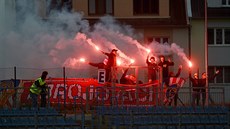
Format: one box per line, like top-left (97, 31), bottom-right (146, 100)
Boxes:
top-left (30, 71), bottom-right (48, 108)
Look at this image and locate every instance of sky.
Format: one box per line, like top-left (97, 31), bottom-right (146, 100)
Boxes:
top-left (0, 0), bottom-right (190, 69)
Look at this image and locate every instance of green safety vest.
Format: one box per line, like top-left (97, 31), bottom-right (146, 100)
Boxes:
top-left (30, 77), bottom-right (46, 95)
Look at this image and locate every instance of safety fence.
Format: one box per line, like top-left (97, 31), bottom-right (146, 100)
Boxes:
top-left (0, 66), bottom-right (228, 110)
top-left (0, 80), bottom-right (226, 110)
top-left (0, 80), bottom-right (227, 129)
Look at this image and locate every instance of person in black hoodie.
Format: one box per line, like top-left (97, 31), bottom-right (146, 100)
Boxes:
top-left (163, 65), bottom-right (182, 106)
top-left (120, 66), bottom-right (143, 85)
top-left (120, 68), bottom-right (136, 85)
top-left (189, 72), bottom-right (200, 106)
top-left (199, 70), bottom-right (219, 106)
top-left (158, 55), bottom-right (174, 82)
top-left (88, 58), bottom-right (108, 81)
top-left (101, 49), bottom-right (118, 82)
top-left (88, 58), bottom-right (108, 69)
top-left (146, 55), bottom-right (158, 83)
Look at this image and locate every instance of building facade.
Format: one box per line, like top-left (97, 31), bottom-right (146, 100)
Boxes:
top-left (189, 0), bottom-right (230, 103)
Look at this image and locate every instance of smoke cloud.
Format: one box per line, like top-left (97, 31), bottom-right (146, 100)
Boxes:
top-left (0, 1), bottom-right (190, 70)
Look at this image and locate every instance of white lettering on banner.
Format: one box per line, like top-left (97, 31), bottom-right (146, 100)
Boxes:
top-left (47, 83), bottom-right (152, 102)
top-left (120, 90), bottom-right (133, 101)
top-left (68, 84), bottom-right (78, 99)
top-left (48, 84), bottom-right (54, 97)
top-left (98, 69), bottom-right (105, 83)
top-left (53, 84), bottom-right (66, 99)
top-left (96, 88), bottom-right (109, 101)
top-left (76, 84), bottom-right (82, 98)
top-left (139, 88), bottom-right (147, 102)
top-left (88, 85), bottom-right (94, 100)
top-left (62, 84), bottom-right (83, 99)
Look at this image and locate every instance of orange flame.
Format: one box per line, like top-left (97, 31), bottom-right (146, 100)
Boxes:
top-left (79, 58), bottom-right (85, 62)
top-left (95, 46), bottom-right (100, 51)
top-left (117, 59), bottom-right (121, 66)
top-left (146, 49), bottom-right (151, 53)
top-left (188, 61), bottom-right (193, 68)
top-left (130, 59), bottom-right (135, 64)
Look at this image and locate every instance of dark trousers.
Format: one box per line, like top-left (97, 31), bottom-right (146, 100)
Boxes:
top-left (105, 69), bottom-right (111, 82)
top-left (169, 93), bottom-right (178, 106)
top-left (192, 91), bottom-right (200, 106)
top-left (30, 91), bottom-right (38, 108)
top-left (201, 89), bottom-right (206, 106)
top-left (40, 92), bottom-right (47, 107)
top-left (148, 72), bottom-right (157, 82)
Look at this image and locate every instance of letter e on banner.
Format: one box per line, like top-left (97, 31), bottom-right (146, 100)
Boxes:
top-left (98, 69), bottom-right (105, 83)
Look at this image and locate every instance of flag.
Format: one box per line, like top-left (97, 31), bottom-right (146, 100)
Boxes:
top-left (164, 77), bottom-right (186, 104)
top-left (169, 77), bottom-right (185, 88)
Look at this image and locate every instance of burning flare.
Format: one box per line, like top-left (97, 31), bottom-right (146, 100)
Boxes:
top-left (146, 49), bottom-right (151, 54)
top-left (79, 58), bottom-right (85, 62)
top-left (188, 61), bottom-right (193, 68)
top-left (117, 59), bottom-right (121, 66)
top-left (130, 59), bottom-right (135, 64)
top-left (95, 46), bottom-right (100, 51)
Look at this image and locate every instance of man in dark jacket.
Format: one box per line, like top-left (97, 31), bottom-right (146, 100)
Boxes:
top-left (189, 72), bottom-right (200, 106)
top-left (146, 55), bottom-right (158, 83)
top-left (199, 70), bottom-right (219, 106)
top-left (120, 68), bottom-right (136, 85)
top-left (120, 67), bottom-right (143, 85)
top-left (88, 58), bottom-right (108, 81)
top-left (163, 65), bottom-right (182, 106)
top-left (158, 55), bottom-right (174, 81)
top-left (88, 58), bottom-right (108, 69)
top-left (101, 49), bottom-right (118, 82)
top-left (30, 71), bottom-right (48, 108)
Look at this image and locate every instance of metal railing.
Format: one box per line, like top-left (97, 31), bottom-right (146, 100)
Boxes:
top-left (0, 66), bottom-right (228, 110)
top-left (0, 83), bottom-right (225, 109)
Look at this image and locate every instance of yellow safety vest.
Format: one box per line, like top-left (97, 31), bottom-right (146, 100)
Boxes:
top-left (30, 77), bottom-right (46, 95)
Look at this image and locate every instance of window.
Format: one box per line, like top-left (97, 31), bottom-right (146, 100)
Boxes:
top-left (47, 0), bottom-right (72, 14)
top-left (208, 66), bottom-right (230, 83)
top-left (133, 0), bottom-right (159, 15)
top-left (88, 0), bottom-right (113, 15)
top-left (225, 29), bottom-right (230, 44)
top-left (208, 29), bottom-right (214, 45)
top-left (147, 37), bottom-right (169, 44)
top-left (147, 37), bottom-right (170, 55)
top-left (208, 28), bottom-right (230, 45)
top-left (222, 0), bottom-right (230, 6)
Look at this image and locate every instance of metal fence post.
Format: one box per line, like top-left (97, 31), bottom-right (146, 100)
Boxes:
top-left (63, 67), bottom-right (66, 118)
top-left (14, 66), bottom-right (17, 108)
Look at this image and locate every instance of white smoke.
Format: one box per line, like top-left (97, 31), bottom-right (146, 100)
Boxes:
top-left (0, 1), bottom-right (190, 70)
top-left (148, 42), bottom-right (190, 66)
top-left (148, 41), bottom-right (172, 56)
top-left (171, 43), bottom-right (190, 66)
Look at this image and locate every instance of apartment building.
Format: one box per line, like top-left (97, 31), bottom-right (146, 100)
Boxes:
top-left (189, 0), bottom-right (230, 103)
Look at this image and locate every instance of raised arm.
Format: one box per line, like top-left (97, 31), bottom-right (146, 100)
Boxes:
top-left (121, 68), bottom-right (129, 79)
top-left (175, 65), bottom-right (182, 77)
top-left (209, 70), bottom-right (220, 81)
top-left (146, 55), bottom-right (150, 64)
top-left (88, 62), bottom-right (100, 67)
top-left (101, 50), bottom-right (110, 56)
